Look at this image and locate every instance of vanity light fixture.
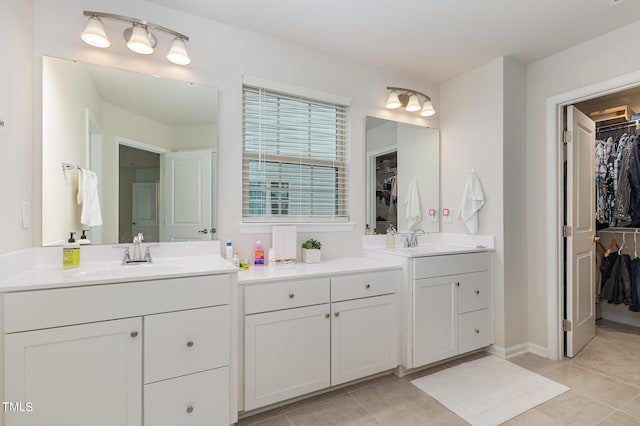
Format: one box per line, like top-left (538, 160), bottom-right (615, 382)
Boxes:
top-left (80, 11), bottom-right (191, 65)
top-left (385, 87), bottom-right (436, 117)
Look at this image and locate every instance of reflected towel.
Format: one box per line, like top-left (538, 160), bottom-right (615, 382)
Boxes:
top-left (404, 177), bottom-right (421, 230)
top-left (77, 169), bottom-right (103, 227)
top-left (457, 171), bottom-right (485, 235)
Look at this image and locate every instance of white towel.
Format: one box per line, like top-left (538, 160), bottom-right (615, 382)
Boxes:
top-left (404, 177), bottom-right (422, 230)
top-left (457, 171), bottom-right (485, 235)
top-left (77, 169), bottom-right (103, 227)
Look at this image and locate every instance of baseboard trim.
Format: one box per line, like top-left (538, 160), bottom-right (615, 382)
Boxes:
top-left (487, 342), bottom-right (548, 359)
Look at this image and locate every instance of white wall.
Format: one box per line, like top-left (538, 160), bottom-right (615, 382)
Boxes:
top-left (28, 0), bottom-right (439, 261)
top-left (0, 1), bottom-right (34, 254)
top-left (173, 124), bottom-right (218, 151)
top-left (526, 20), bottom-right (640, 349)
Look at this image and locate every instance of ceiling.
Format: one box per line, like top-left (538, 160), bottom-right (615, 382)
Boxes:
top-left (147, 0), bottom-right (640, 82)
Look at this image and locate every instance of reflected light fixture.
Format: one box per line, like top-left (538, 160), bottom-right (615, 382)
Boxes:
top-left (385, 87), bottom-right (436, 117)
top-left (80, 11), bottom-right (191, 65)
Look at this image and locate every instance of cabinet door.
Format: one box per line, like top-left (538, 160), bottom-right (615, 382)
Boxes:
top-left (413, 275), bottom-right (458, 367)
top-left (331, 294), bottom-right (397, 386)
top-left (5, 317), bottom-right (142, 426)
top-left (244, 304), bottom-right (330, 410)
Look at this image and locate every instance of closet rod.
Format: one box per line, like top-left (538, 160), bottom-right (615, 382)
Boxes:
top-left (596, 120), bottom-right (639, 133)
top-left (598, 227), bottom-right (640, 234)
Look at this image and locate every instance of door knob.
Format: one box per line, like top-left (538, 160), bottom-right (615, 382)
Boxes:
top-left (210, 228), bottom-right (216, 234)
top-left (197, 228), bottom-right (209, 234)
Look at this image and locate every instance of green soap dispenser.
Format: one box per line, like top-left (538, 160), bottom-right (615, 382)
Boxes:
top-left (63, 232), bottom-right (80, 269)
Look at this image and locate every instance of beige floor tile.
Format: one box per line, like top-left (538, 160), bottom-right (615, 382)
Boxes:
top-left (508, 352), bottom-right (560, 373)
top-left (621, 394), bottom-right (640, 418)
top-left (536, 362), bottom-right (638, 408)
top-left (238, 408), bottom-right (288, 425)
top-left (536, 391), bottom-right (614, 425)
top-left (285, 393), bottom-right (379, 426)
top-left (420, 412), bottom-right (470, 426)
top-left (399, 360), bottom-right (456, 382)
top-left (281, 388), bottom-right (349, 414)
top-left (502, 408), bottom-right (565, 425)
top-left (341, 373), bottom-right (399, 393)
top-left (598, 410), bottom-right (640, 425)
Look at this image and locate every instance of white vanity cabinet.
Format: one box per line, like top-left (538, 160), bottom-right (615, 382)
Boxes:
top-left (2, 273), bottom-right (235, 426)
top-left (411, 252), bottom-right (492, 368)
top-left (242, 269), bottom-right (399, 412)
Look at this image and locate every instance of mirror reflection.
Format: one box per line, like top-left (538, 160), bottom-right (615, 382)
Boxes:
top-left (42, 56), bottom-right (218, 246)
top-left (365, 116), bottom-right (439, 234)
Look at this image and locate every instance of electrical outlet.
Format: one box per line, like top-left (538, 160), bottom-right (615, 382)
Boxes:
top-left (442, 207), bottom-right (452, 223)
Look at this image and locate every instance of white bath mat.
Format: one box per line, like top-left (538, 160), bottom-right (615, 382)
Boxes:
top-left (411, 355), bottom-right (569, 426)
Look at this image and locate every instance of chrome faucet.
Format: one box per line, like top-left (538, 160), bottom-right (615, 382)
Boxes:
top-left (405, 228), bottom-right (425, 248)
top-left (121, 233), bottom-right (153, 265)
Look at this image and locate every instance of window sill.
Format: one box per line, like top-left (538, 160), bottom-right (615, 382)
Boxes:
top-left (240, 222), bottom-right (357, 234)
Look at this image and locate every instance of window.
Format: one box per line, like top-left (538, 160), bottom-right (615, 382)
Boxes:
top-left (242, 83), bottom-right (349, 223)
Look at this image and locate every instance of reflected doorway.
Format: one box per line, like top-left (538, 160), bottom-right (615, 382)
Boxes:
top-left (374, 151), bottom-right (398, 234)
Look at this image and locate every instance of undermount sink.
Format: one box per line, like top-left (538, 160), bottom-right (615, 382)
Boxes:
top-left (70, 261), bottom-right (185, 279)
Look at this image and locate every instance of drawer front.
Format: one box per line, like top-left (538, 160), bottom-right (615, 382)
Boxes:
top-left (413, 252), bottom-right (490, 279)
top-left (4, 274), bottom-right (230, 333)
top-left (244, 278), bottom-right (330, 314)
top-left (458, 271), bottom-right (491, 313)
top-left (144, 367), bottom-right (229, 426)
top-left (458, 309), bottom-right (491, 353)
top-left (145, 306), bottom-right (229, 383)
top-left (331, 270), bottom-right (399, 302)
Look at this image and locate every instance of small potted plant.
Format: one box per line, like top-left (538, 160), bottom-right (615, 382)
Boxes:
top-left (302, 238), bottom-right (322, 264)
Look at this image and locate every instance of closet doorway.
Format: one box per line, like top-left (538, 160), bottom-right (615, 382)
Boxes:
top-left (563, 86), bottom-right (640, 358)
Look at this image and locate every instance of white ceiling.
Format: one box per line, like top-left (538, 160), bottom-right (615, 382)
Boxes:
top-left (147, 0), bottom-right (640, 82)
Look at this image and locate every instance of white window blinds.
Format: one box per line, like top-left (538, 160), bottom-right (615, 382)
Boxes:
top-left (242, 84), bottom-right (349, 222)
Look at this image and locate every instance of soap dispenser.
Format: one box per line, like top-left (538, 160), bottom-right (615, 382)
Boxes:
top-left (63, 232), bottom-right (80, 269)
top-left (79, 230), bottom-right (91, 245)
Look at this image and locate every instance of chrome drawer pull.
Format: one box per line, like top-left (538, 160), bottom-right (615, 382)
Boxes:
top-left (475, 290), bottom-right (480, 295)
top-left (289, 293), bottom-right (295, 299)
top-left (186, 340), bottom-right (194, 348)
top-left (186, 405), bottom-right (194, 414)
top-left (334, 312), bottom-right (340, 317)
top-left (475, 329), bottom-right (480, 334)
top-left (365, 284), bottom-right (371, 289)
top-left (325, 313), bottom-right (330, 318)
top-left (130, 331), bottom-right (138, 338)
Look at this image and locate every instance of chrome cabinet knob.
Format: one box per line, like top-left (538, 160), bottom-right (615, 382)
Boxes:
top-left (186, 405), bottom-right (194, 414)
top-left (130, 331), bottom-right (138, 338)
top-left (289, 293), bottom-right (295, 299)
top-left (334, 312), bottom-right (340, 317)
top-left (365, 284), bottom-right (371, 289)
top-left (456, 282), bottom-right (460, 287)
top-left (325, 313), bottom-right (330, 318)
top-left (186, 340), bottom-right (194, 348)
top-left (475, 290), bottom-right (480, 295)
top-left (475, 329), bottom-right (480, 334)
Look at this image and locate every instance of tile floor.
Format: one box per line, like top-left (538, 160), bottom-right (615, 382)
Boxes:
top-left (238, 320), bottom-right (640, 425)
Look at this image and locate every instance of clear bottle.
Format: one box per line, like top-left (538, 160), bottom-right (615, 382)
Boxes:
top-left (386, 224), bottom-right (397, 249)
top-left (254, 240), bottom-right (265, 266)
top-left (225, 240), bottom-right (233, 260)
top-left (232, 252), bottom-right (240, 268)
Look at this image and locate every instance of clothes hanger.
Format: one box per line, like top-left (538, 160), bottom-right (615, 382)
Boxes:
top-left (620, 233), bottom-right (627, 255)
top-left (605, 237), bottom-right (619, 257)
top-left (595, 236), bottom-right (607, 253)
top-left (635, 232), bottom-right (638, 260)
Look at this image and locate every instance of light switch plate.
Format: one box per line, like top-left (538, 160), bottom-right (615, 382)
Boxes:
top-left (442, 207), bottom-right (452, 223)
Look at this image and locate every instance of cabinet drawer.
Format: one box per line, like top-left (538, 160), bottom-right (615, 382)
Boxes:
top-left (458, 271), bottom-right (491, 313)
top-left (145, 306), bottom-right (229, 383)
top-left (331, 270), bottom-right (399, 302)
top-left (245, 278), bottom-right (330, 314)
top-left (459, 309), bottom-right (491, 353)
top-left (413, 252), bottom-right (490, 279)
top-left (4, 274), bottom-right (230, 333)
top-left (144, 367), bottom-right (229, 426)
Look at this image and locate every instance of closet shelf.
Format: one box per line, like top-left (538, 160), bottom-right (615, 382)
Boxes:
top-left (598, 227), bottom-right (640, 234)
top-left (591, 105), bottom-right (635, 126)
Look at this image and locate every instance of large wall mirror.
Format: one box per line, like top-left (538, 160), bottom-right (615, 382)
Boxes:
top-left (365, 116), bottom-right (439, 234)
top-left (42, 56), bottom-right (218, 246)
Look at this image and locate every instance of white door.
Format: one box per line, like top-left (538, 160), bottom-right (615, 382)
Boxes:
top-left (163, 150), bottom-right (215, 241)
top-left (413, 275), bottom-right (459, 367)
top-left (132, 181), bottom-right (159, 242)
top-left (4, 317), bottom-right (142, 426)
top-left (566, 105), bottom-right (596, 357)
top-left (244, 304), bottom-right (330, 410)
top-left (331, 295), bottom-right (397, 385)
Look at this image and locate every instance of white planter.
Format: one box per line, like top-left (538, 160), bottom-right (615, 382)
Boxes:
top-left (302, 248), bottom-right (321, 264)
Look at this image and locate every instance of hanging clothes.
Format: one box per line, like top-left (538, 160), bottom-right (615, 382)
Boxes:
top-left (614, 135), bottom-right (635, 223)
top-left (600, 250), bottom-right (632, 305)
top-left (630, 258), bottom-right (640, 312)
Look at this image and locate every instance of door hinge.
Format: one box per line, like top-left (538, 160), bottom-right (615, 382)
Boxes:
top-left (563, 319), bottom-right (572, 332)
top-left (563, 225), bottom-right (572, 237)
top-left (563, 130), bottom-right (572, 143)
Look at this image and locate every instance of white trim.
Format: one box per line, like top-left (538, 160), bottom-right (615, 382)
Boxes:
top-left (240, 222), bottom-right (357, 234)
top-left (487, 342), bottom-right (548, 359)
top-left (366, 145), bottom-right (398, 233)
top-left (528, 343), bottom-right (548, 359)
top-left (545, 70), bottom-right (640, 361)
top-left (242, 75), bottom-right (352, 106)
top-left (486, 344), bottom-right (506, 358)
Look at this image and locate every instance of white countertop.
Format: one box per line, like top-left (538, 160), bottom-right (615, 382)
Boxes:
top-left (362, 232), bottom-right (495, 258)
top-left (0, 241), bottom-right (237, 292)
top-left (237, 257), bottom-right (401, 284)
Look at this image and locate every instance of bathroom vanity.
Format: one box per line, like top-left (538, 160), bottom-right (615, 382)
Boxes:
top-left (0, 242), bottom-right (237, 426)
top-left (364, 233), bottom-right (495, 373)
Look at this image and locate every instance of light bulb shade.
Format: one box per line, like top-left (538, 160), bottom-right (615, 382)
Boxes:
top-left (420, 100), bottom-right (436, 117)
top-left (405, 94), bottom-right (421, 112)
top-left (167, 37), bottom-right (191, 65)
top-left (81, 16), bottom-right (111, 48)
top-left (386, 91), bottom-right (401, 109)
top-left (127, 25), bottom-right (154, 55)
